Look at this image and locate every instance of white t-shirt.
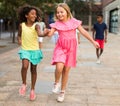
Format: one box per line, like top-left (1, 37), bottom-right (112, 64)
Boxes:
top-left (36, 22), bottom-right (46, 42)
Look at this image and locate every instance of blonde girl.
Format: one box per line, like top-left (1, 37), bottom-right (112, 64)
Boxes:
top-left (40, 3), bottom-right (99, 102)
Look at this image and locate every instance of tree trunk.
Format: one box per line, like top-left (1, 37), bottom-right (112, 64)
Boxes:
top-left (12, 19), bottom-right (16, 43)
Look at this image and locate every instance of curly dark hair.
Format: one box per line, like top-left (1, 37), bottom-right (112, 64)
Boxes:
top-left (18, 5), bottom-right (42, 23)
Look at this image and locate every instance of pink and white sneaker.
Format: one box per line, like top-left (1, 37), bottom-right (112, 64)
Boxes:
top-left (52, 83), bottom-right (60, 94)
top-left (57, 91), bottom-right (65, 102)
top-left (30, 90), bottom-right (36, 101)
top-left (19, 84), bottom-right (27, 96)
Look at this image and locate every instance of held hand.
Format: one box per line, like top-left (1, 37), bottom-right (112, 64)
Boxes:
top-left (44, 28), bottom-right (50, 36)
top-left (105, 39), bottom-right (107, 43)
top-left (93, 41), bottom-right (100, 48)
top-left (93, 37), bottom-right (95, 41)
top-left (78, 40), bottom-right (80, 44)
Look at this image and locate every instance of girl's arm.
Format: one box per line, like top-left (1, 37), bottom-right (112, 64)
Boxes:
top-left (77, 25), bottom-right (99, 48)
top-left (47, 28), bottom-right (56, 37)
top-left (35, 24), bottom-right (56, 37)
top-left (17, 24), bottom-right (22, 45)
top-left (77, 31), bottom-right (80, 44)
top-left (35, 24), bottom-right (45, 37)
top-left (35, 24), bottom-right (49, 37)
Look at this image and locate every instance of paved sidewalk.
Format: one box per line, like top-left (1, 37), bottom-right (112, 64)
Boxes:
top-left (0, 32), bottom-right (18, 54)
top-left (0, 33), bottom-right (120, 106)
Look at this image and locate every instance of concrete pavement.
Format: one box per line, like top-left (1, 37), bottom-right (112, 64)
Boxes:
top-left (0, 32), bottom-right (18, 54)
top-left (0, 33), bottom-right (120, 106)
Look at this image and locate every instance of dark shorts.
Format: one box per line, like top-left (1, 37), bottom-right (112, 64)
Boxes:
top-left (96, 39), bottom-right (104, 49)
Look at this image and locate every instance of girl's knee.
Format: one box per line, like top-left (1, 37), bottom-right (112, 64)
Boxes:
top-left (56, 63), bottom-right (64, 71)
top-left (31, 69), bottom-right (37, 74)
top-left (63, 67), bottom-right (70, 73)
top-left (56, 68), bottom-right (63, 73)
top-left (22, 65), bottom-right (28, 71)
top-left (63, 70), bottom-right (69, 75)
top-left (30, 64), bottom-right (37, 73)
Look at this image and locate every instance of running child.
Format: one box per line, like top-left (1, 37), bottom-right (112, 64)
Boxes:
top-left (93, 14), bottom-right (107, 64)
top-left (39, 3), bottom-right (99, 102)
top-left (17, 5), bottom-right (48, 101)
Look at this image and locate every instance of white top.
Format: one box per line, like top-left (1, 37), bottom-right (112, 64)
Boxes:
top-left (36, 22), bottom-right (46, 42)
top-left (36, 22), bottom-right (46, 32)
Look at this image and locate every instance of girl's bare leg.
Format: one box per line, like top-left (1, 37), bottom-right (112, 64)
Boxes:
top-left (21, 59), bottom-right (29, 85)
top-left (30, 63), bottom-right (37, 90)
top-left (55, 62), bottom-right (64, 83)
top-left (61, 66), bottom-right (71, 91)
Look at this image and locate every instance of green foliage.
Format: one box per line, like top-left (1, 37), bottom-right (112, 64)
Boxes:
top-left (0, 0), bottom-right (63, 43)
top-left (68, 0), bottom-right (89, 15)
top-left (0, 0), bottom-right (63, 18)
top-left (0, 0), bottom-right (25, 18)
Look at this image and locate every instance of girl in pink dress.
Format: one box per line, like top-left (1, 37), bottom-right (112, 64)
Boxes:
top-left (47, 3), bottom-right (99, 102)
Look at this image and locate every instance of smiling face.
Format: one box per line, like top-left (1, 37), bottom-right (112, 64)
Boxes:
top-left (56, 6), bottom-right (68, 22)
top-left (25, 9), bottom-right (37, 23)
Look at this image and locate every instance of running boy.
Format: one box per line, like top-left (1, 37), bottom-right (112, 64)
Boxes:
top-left (93, 14), bottom-right (107, 64)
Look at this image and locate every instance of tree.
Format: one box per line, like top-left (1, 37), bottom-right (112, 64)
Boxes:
top-left (67, 0), bottom-right (102, 25)
top-left (0, 0), bottom-right (63, 42)
top-left (0, 0), bottom-right (25, 43)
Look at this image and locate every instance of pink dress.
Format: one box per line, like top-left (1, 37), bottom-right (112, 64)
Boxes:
top-left (50, 18), bottom-right (82, 67)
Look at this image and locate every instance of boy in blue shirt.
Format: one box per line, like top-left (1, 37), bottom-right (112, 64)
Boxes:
top-left (93, 14), bottom-right (107, 64)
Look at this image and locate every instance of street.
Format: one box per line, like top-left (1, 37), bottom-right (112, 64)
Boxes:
top-left (0, 33), bottom-right (120, 106)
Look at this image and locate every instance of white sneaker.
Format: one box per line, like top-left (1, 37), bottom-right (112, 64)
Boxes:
top-left (57, 91), bottom-right (65, 102)
top-left (96, 59), bottom-right (101, 64)
top-left (52, 83), bottom-right (60, 93)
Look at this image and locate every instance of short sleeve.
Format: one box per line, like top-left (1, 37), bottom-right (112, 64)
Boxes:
top-left (104, 23), bottom-right (107, 29)
top-left (50, 18), bottom-right (82, 31)
top-left (93, 24), bottom-right (96, 30)
top-left (50, 23), bottom-right (57, 29)
top-left (71, 18), bottom-right (82, 29)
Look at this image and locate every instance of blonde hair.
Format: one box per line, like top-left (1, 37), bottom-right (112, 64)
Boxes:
top-left (54, 3), bottom-right (73, 21)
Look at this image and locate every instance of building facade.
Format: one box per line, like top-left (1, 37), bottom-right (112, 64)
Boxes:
top-left (102, 0), bottom-right (120, 33)
top-left (102, 0), bottom-right (115, 7)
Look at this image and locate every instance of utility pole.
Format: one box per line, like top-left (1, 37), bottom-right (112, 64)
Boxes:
top-left (88, 1), bottom-right (92, 32)
top-left (88, 0), bottom-right (102, 31)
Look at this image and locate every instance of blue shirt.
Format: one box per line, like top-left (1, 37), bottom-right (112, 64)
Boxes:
top-left (93, 22), bottom-right (107, 40)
